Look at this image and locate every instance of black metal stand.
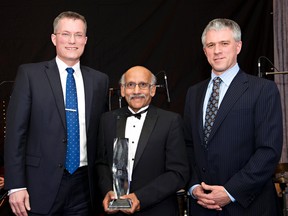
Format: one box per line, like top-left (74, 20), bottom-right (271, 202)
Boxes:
top-left (274, 163), bottom-right (288, 216)
top-left (279, 183), bottom-right (287, 216)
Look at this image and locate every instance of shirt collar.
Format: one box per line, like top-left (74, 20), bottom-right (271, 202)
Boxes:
top-left (56, 57), bottom-right (81, 74)
top-left (210, 63), bottom-right (239, 87)
top-left (128, 105), bottom-right (149, 114)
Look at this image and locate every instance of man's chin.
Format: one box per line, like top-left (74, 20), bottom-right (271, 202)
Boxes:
top-left (129, 103), bottom-right (144, 110)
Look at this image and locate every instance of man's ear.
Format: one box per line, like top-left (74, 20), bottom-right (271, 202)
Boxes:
top-left (150, 85), bottom-right (156, 97)
top-left (51, 34), bottom-right (56, 46)
top-left (120, 85), bottom-right (125, 97)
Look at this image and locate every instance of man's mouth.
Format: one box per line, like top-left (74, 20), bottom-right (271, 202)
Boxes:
top-left (214, 56), bottom-right (224, 61)
top-left (66, 47), bottom-right (78, 50)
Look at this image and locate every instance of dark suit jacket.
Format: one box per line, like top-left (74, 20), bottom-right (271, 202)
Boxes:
top-left (4, 59), bottom-right (109, 214)
top-left (96, 105), bottom-right (189, 216)
top-left (183, 70), bottom-right (283, 216)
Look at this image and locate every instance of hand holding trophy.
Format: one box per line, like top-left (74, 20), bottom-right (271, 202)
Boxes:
top-left (108, 138), bottom-right (132, 209)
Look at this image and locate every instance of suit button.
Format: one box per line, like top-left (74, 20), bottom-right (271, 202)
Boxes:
top-left (202, 168), bottom-right (206, 172)
top-left (62, 138), bottom-right (67, 143)
top-left (58, 164), bottom-right (63, 168)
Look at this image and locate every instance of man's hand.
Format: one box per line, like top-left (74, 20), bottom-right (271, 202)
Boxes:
top-left (9, 189), bottom-right (30, 216)
top-left (193, 182), bottom-right (231, 211)
top-left (120, 193), bottom-right (140, 214)
top-left (193, 184), bottom-right (220, 210)
top-left (103, 191), bottom-right (119, 214)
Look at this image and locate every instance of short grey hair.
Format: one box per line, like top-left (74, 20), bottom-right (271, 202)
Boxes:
top-left (53, 11), bottom-right (87, 34)
top-left (201, 18), bottom-right (241, 47)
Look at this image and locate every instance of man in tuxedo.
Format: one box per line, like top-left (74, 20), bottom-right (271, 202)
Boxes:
top-left (96, 66), bottom-right (189, 216)
top-left (4, 11), bottom-right (109, 216)
top-left (183, 18), bottom-right (283, 215)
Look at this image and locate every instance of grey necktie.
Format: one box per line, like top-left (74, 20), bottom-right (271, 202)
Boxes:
top-left (203, 77), bottom-right (222, 147)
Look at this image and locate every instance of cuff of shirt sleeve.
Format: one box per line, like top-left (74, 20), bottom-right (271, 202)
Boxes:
top-left (8, 188), bottom-right (27, 196)
top-left (224, 188), bottom-right (235, 202)
top-left (189, 184), bottom-right (200, 199)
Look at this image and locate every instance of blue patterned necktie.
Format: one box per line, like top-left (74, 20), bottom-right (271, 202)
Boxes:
top-left (65, 67), bottom-right (80, 174)
top-left (203, 77), bottom-right (222, 147)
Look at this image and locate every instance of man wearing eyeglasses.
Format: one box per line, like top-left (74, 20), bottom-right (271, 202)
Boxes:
top-left (4, 11), bottom-right (109, 216)
top-left (96, 66), bottom-right (189, 216)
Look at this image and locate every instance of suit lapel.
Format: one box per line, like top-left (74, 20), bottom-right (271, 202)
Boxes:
top-left (104, 109), bottom-right (126, 166)
top-left (116, 108), bottom-right (128, 138)
top-left (198, 80), bottom-right (210, 144)
top-left (81, 66), bottom-right (93, 130)
top-left (45, 59), bottom-right (66, 130)
top-left (133, 106), bottom-right (157, 169)
top-left (208, 71), bottom-right (248, 141)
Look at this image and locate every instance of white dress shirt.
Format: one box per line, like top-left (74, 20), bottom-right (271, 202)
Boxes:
top-left (202, 63), bottom-right (239, 126)
top-left (9, 58), bottom-right (88, 195)
top-left (190, 63), bottom-right (240, 201)
top-left (56, 57), bottom-right (87, 167)
top-left (125, 105), bottom-right (149, 182)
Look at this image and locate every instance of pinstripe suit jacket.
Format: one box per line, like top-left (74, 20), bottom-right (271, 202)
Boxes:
top-left (184, 70), bottom-right (283, 216)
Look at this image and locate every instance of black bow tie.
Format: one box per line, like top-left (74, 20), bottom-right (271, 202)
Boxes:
top-left (126, 108), bottom-right (149, 119)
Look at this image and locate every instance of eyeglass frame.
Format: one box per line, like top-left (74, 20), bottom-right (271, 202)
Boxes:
top-left (53, 31), bottom-right (86, 40)
top-left (122, 82), bottom-right (155, 90)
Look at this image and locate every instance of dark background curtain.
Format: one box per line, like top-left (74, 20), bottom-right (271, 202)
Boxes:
top-left (0, 0), bottom-right (273, 113)
top-left (274, 0), bottom-right (288, 162)
top-left (0, 0), bottom-right (274, 143)
top-left (0, 0), bottom-right (276, 212)
top-left (0, 0), bottom-right (274, 159)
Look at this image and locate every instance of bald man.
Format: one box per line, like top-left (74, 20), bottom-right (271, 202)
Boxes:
top-left (96, 66), bottom-right (189, 216)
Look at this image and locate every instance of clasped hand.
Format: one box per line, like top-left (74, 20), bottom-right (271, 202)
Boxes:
top-left (193, 182), bottom-right (231, 211)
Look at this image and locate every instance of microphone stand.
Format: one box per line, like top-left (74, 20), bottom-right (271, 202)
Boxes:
top-left (156, 71), bottom-right (171, 103)
top-left (164, 73), bottom-right (171, 103)
top-left (265, 71), bottom-right (288, 75)
top-left (258, 59), bottom-right (262, 78)
top-left (108, 88), bottom-right (113, 111)
top-left (257, 56), bottom-right (288, 77)
top-left (0, 81), bottom-right (14, 87)
top-left (108, 88), bottom-right (122, 110)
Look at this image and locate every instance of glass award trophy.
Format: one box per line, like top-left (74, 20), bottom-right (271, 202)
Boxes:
top-left (108, 138), bottom-right (132, 209)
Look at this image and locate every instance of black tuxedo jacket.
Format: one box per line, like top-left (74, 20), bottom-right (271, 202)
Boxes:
top-left (4, 59), bottom-right (109, 214)
top-left (184, 70), bottom-right (283, 215)
top-left (96, 105), bottom-right (189, 216)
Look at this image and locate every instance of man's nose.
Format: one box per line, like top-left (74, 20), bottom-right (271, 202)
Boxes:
top-left (133, 84), bottom-right (141, 93)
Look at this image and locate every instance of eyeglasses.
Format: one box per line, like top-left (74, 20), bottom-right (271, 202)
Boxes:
top-left (123, 82), bottom-right (153, 90)
top-left (54, 32), bottom-right (85, 40)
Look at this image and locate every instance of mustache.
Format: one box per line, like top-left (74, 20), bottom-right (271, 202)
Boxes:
top-left (129, 94), bottom-right (146, 100)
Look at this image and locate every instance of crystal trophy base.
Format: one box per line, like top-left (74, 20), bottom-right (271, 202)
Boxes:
top-left (108, 199), bottom-right (132, 209)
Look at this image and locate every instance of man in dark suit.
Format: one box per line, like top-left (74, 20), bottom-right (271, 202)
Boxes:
top-left (96, 66), bottom-right (189, 216)
top-left (4, 11), bottom-right (109, 216)
top-left (183, 18), bottom-right (283, 216)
